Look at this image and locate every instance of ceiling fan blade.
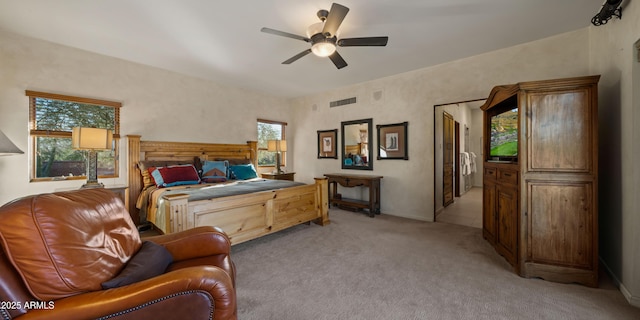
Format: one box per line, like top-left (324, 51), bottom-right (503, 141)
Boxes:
top-left (261, 27), bottom-right (310, 42)
top-left (282, 49), bottom-right (312, 64)
top-left (338, 36), bottom-right (389, 47)
top-left (322, 3), bottom-right (349, 37)
top-left (328, 51), bottom-right (348, 69)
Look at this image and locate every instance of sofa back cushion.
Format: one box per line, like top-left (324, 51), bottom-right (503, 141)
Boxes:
top-left (0, 188), bottom-right (141, 300)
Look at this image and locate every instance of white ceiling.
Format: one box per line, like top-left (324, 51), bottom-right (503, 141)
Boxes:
top-left (0, 0), bottom-right (605, 98)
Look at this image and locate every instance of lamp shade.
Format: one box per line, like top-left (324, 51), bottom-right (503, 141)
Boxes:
top-left (267, 140), bottom-right (287, 152)
top-left (72, 127), bottom-right (113, 150)
top-left (0, 130), bottom-right (23, 156)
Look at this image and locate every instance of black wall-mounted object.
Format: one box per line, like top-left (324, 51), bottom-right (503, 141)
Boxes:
top-left (591, 0), bottom-right (624, 26)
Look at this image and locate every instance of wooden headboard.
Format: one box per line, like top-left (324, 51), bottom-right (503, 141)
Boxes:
top-left (126, 135), bottom-right (258, 224)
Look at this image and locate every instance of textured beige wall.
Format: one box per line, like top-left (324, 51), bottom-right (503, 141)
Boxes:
top-left (291, 29), bottom-right (592, 221)
top-left (0, 30), bottom-right (290, 204)
top-left (588, 0), bottom-right (640, 307)
top-left (0, 27), bottom-right (592, 214)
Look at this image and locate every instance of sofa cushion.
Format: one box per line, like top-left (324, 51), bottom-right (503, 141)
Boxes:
top-left (0, 188), bottom-right (141, 300)
top-left (101, 241), bottom-right (173, 289)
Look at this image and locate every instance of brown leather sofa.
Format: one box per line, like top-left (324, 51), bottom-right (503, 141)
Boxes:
top-left (0, 188), bottom-right (237, 320)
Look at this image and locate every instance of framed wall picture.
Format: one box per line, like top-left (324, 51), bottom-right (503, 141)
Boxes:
top-left (377, 122), bottom-right (408, 160)
top-left (317, 129), bottom-right (338, 159)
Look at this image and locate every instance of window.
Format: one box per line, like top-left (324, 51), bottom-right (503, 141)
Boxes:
top-left (27, 91), bottom-right (121, 182)
top-left (257, 119), bottom-right (286, 167)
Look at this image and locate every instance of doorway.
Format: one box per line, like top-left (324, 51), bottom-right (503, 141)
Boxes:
top-left (434, 100), bottom-right (485, 228)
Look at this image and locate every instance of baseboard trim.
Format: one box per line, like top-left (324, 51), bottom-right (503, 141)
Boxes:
top-left (620, 283), bottom-right (640, 308)
top-left (434, 206), bottom-right (444, 218)
top-left (385, 211), bottom-right (432, 222)
top-left (600, 258), bottom-right (640, 307)
top-left (600, 258), bottom-right (622, 287)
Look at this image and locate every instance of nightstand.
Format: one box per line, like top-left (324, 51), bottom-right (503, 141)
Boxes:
top-left (100, 185), bottom-right (131, 224)
top-left (261, 172), bottom-right (295, 181)
top-left (105, 185), bottom-right (129, 209)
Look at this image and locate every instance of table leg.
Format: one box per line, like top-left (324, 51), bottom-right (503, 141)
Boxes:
top-left (373, 180), bottom-right (381, 214)
top-left (368, 181), bottom-right (376, 217)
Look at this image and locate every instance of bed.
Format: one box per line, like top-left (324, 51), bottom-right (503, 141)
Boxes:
top-left (126, 135), bottom-right (329, 245)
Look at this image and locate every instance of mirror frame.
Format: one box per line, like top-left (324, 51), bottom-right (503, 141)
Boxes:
top-left (341, 118), bottom-right (373, 170)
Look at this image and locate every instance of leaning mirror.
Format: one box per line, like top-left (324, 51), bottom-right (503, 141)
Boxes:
top-left (341, 118), bottom-right (373, 170)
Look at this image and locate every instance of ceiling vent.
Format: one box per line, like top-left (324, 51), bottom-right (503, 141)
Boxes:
top-left (330, 97), bottom-right (357, 108)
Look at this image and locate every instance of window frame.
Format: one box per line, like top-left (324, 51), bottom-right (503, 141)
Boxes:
top-left (257, 118), bottom-right (287, 168)
top-left (26, 90), bottom-right (121, 182)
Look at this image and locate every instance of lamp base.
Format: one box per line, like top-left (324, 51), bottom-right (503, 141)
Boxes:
top-left (275, 151), bottom-right (284, 175)
top-left (82, 150), bottom-right (103, 189)
top-left (81, 181), bottom-right (104, 189)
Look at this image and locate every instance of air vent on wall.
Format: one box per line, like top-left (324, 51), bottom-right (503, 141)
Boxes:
top-left (330, 97), bottom-right (357, 108)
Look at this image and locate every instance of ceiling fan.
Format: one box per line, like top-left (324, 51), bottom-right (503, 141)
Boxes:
top-left (261, 3), bottom-right (388, 69)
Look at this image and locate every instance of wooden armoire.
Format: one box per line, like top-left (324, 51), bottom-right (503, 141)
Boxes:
top-left (481, 75), bottom-right (600, 287)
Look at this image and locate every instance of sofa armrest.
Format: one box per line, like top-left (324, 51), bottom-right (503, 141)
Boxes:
top-left (20, 266), bottom-right (236, 320)
top-left (145, 226), bottom-right (231, 262)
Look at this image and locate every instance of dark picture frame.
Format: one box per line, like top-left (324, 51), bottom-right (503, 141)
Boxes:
top-left (377, 122), bottom-right (408, 160)
top-left (317, 129), bottom-right (338, 159)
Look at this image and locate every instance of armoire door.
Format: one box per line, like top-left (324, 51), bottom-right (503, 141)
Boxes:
top-left (521, 80), bottom-right (599, 286)
top-left (495, 184), bottom-right (518, 267)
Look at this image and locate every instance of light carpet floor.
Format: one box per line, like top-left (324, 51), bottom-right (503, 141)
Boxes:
top-left (231, 209), bottom-right (640, 320)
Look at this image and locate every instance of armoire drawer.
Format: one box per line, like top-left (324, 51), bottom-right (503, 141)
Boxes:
top-left (498, 169), bottom-right (518, 185)
top-left (484, 167), bottom-right (497, 180)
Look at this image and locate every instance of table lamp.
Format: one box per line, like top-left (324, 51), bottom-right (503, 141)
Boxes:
top-left (72, 127), bottom-right (113, 188)
top-left (267, 140), bottom-right (286, 174)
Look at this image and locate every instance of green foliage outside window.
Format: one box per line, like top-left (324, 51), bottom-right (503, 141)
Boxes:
top-left (257, 121), bottom-right (284, 166)
top-left (35, 98), bottom-right (115, 131)
top-left (30, 95), bottom-right (118, 180)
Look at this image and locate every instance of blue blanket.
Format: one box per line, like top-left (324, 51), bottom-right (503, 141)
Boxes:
top-left (161, 178), bottom-right (304, 202)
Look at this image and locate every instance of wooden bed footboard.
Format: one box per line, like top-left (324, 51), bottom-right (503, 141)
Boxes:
top-left (161, 178), bottom-right (328, 245)
top-left (127, 135), bottom-right (329, 244)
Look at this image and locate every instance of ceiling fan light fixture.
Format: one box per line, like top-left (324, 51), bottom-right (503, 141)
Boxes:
top-left (260, 3), bottom-right (387, 69)
top-left (311, 41), bottom-right (336, 57)
top-left (308, 21), bottom-right (337, 57)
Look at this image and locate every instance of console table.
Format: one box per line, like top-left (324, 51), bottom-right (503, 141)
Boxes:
top-left (324, 173), bottom-right (383, 217)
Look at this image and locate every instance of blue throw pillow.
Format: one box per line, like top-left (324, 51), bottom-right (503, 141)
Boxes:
top-left (101, 241), bottom-right (173, 289)
top-left (229, 164), bottom-right (258, 180)
top-left (201, 160), bottom-right (228, 183)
